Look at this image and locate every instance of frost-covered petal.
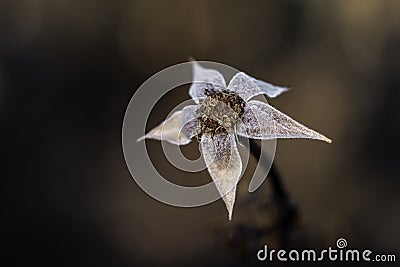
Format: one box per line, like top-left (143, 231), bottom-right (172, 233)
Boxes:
top-left (137, 105), bottom-right (199, 145)
top-left (237, 100), bottom-right (332, 143)
top-left (255, 78), bottom-right (289, 98)
top-left (181, 108), bottom-right (200, 139)
top-left (189, 61), bottom-right (226, 103)
top-left (201, 133), bottom-right (242, 220)
top-left (227, 72), bottom-right (288, 101)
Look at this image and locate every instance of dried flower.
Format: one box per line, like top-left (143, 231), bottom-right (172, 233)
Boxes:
top-left (138, 61), bottom-right (331, 220)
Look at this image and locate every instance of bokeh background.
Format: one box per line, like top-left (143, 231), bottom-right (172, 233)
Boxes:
top-left (1, 0), bottom-right (399, 266)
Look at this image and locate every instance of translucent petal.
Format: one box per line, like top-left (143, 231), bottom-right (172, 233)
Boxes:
top-left (237, 100), bottom-right (332, 143)
top-left (189, 61), bottom-right (226, 103)
top-left (254, 78), bottom-right (289, 98)
top-left (137, 105), bottom-right (199, 145)
top-left (201, 133), bottom-right (242, 220)
top-left (227, 72), bottom-right (288, 101)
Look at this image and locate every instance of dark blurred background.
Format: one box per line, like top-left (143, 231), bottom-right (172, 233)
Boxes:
top-left (1, 0), bottom-right (400, 266)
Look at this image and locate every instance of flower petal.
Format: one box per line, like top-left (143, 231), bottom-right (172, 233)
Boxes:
top-left (237, 100), bottom-right (332, 143)
top-left (137, 105), bottom-right (199, 145)
top-left (201, 133), bottom-right (242, 220)
top-left (189, 61), bottom-right (226, 103)
top-left (227, 72), bottom-right (288, 101)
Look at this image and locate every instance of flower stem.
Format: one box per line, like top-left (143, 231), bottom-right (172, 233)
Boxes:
top-left (248, 139), bottom-right (298, 248)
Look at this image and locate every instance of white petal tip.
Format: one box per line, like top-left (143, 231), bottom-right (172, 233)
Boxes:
top-left (224, 198), bottom-right (235, 221)
top-left (137, 136), bottom-right (146, 142)
top-left (281, 86), bottom-right (290, 92)
top-left (271, 86), bottom-right (290, 97)
top-left (310, 131), bottom-right (332, 144)
top-left (222, 196), bottom-right (235, 221)
top-left (318, 135), bottom-right (332, 144)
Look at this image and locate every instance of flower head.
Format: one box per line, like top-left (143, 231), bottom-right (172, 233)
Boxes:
top-left (138, 61), bottom-right (331, 220)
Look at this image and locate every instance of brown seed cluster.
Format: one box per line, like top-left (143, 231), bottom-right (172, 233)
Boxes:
top-left (196, 87), bottom-right (246, 138)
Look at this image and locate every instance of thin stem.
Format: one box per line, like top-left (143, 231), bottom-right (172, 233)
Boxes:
top-left (248, 139), bottom-right (298, 248)
top-left (248, 139), bottom-right (288, 200)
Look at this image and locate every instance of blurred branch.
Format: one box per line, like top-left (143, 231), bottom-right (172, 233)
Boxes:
top-left (248, 139), bottom-right (298, 248)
